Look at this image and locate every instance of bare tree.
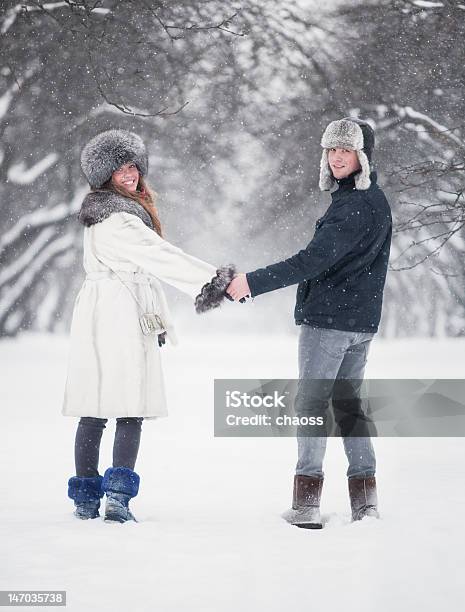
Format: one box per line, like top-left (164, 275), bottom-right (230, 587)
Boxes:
top-left (0, 0), bottom-right (337, 337)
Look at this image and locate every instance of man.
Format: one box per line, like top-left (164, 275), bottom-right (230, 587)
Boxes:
top-left (226, 117), bottom-right (392, 528)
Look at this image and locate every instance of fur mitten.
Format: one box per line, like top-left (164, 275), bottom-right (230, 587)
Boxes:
top-left (195, 265), bottom-right (239, 314)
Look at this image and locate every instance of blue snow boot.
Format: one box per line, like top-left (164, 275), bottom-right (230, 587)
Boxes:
top-left (102, 467), bottom-right (140, 523)
top-left (68, 475), bottom-right (104, 520)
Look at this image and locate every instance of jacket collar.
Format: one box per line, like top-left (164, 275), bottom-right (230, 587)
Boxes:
top-left (78, 189), bottom-right (154, 230)
top-left (331, 170), bottom-right (378, 202)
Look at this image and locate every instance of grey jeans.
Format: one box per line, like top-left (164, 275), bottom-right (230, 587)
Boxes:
top-left (295, 324), bottom-right (376, 479)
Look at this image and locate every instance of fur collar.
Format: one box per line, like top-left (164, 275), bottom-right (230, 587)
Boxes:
top-left (78, 190), bottom-right (154, 230)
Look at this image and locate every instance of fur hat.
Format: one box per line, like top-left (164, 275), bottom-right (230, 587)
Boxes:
top-left (80, 129), bottom-right (148, 188)
top-left (319, 118), bottom-right (374, 191)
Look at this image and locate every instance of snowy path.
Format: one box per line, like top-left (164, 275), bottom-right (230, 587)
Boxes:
top-left (1, 332), bottom-right (464, 611)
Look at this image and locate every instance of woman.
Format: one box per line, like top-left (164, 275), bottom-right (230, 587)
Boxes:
top-left (63, 129), bottom-right (234, 523)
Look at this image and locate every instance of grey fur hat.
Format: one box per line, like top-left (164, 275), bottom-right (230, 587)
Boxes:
top-left (80, 129), bottom-right (148, 188)
top-left (319, 118), bottom-right (374, 191)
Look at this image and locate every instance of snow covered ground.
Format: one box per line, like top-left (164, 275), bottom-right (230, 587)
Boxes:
top-left (1, 329), bottom-right (464, 611)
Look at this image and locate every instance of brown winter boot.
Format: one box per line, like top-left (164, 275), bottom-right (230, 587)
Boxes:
top-left (282, 475), bottom-right (323, 529)
top-left (348, 476), bottom-right (380, 521)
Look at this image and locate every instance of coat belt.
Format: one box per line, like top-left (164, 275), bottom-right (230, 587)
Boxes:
top-left (85, 270), bottom-right (152, 284)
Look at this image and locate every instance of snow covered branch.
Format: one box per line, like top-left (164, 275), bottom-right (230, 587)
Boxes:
top-left (1, 1), bottom-right (110, 34)
top-left (391, 105), bottom-right (465, 151)
top-left (0, 231), bottom-right (76, 334)
top-left (0, 189), bottom-right (84, 254)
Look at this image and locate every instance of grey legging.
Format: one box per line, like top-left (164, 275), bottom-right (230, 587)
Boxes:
top-left (75, 416), bottom-right (143, 477)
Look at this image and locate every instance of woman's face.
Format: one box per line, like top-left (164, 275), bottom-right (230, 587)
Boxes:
top-left (112, 162), bottom-right (140, 192)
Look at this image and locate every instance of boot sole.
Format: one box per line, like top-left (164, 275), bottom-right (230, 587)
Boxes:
top-left (75, 514), bottom-right (100, 520)
top-left (104, 514), bottom-right (137, 523)
top-left (104, 511), bottom-right (137, 523)
top-left (104, 514), bottom-right (125, 523)
top-left (282, 508), bottom-right (322, 528)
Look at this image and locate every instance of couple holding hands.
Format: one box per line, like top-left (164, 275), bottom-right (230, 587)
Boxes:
top-left (63, 116), bottom-right (391, 528)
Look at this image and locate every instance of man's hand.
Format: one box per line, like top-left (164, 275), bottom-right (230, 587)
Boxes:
top-left (226, 273), bottom-right (251, 302)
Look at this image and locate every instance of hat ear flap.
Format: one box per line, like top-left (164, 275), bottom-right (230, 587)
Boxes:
top-left (319, 149), bottom-right (334, 191)
top-left (355, 150), bottom-right (371, 190)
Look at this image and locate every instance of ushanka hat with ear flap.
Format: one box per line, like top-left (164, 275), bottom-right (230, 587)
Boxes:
top-left (319, 118), bottom-right (375, 191)
top-left (80, 129), bottom-right (148, 188)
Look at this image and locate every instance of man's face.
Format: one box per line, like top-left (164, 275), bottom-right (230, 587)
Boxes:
top-left (327, 148), bottom-right (361, 180)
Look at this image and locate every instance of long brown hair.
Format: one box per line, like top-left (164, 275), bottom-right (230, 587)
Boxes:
top-left (95, 175), bottom-right (163, 237)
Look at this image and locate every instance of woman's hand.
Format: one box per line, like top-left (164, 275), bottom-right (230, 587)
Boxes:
top-left (226, 273), bottom-right (251, 302)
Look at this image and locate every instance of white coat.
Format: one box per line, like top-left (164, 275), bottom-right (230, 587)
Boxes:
top-left (62, 211), bottom-right (217, 420)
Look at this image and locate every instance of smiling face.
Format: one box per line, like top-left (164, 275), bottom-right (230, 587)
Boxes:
top-left (111, 161), bottom-right (140, 192)
top-left (327, 148), bottom-right (361, 180)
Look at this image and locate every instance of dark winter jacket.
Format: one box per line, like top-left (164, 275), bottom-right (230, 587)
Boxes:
top-left (246, 170), bottom-right (392, 333)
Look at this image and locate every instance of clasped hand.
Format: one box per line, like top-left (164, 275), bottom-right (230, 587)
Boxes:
top-left (226, 273), bottom-right (251, 302)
